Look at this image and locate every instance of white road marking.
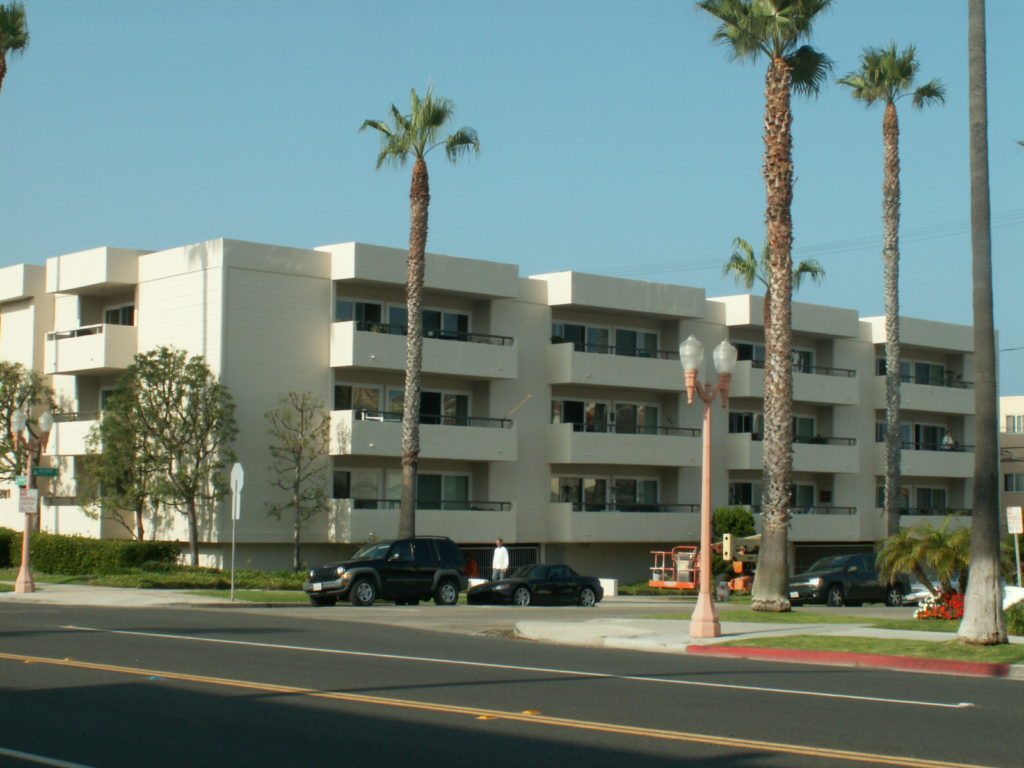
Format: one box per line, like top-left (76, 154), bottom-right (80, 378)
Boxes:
top-left (0, 746), bottom-right (96, 768)
top-left (62, 624), bottom-right (973, 709)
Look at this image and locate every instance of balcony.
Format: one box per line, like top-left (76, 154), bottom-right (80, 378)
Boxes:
top-left (319, 498), bottom-right (515, 543)
top-left (44, 324), bottom-right (138, 375)
top-left (752, 505), bottom-right (864, 542)
top-left (329, 409), bottom-right (516, 462)
top-left (46, 412), bottom-right (100, 456)
top-left (869, 376), bottom-right (974, 414)
top-left (548, 501), bottom-right (700, 542)
top-left (548, 422), bottom-right (700, 466)
top-left (724, 433), bottom-right (859, 473)
top-left (874, 443), bottom-right (974, 478)
top-left (330, 321), bottom-right (516, 380)
top-left (546, 342), bottom-right (684, 391)
top-left (728, 360), bottom-right (859, 405)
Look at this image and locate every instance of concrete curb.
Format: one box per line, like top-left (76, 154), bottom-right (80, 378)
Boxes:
top-left (686, 644), bottom-right (1021, 679)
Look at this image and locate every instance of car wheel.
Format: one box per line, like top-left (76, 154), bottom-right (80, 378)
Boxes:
top-left (826, 585), bottom-right (845, 607)
top-left (434, 580), bottom-right (459, 606)
top-left (310, 594), bottom-right (338, 607)
top-left (884, 585), bottom-right (905, 607)
top-left (512, 586), bottom-right (531, 607)
top-left (350, 578), bottom-right (377, 607)
top-left (578, 586), bottom-right (597, 607)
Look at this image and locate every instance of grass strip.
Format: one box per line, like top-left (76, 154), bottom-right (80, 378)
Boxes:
top-left (186, 589), bottom-right (311, 603)
top-left (714, 634), bottom-right (1024, 664)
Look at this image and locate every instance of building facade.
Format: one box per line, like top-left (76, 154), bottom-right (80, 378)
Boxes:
top-left (0, 239), bottom-right (978, 581)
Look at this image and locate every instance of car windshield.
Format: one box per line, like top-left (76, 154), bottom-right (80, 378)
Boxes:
top-left (350, 541), bottom-right (392, 561)
top-left (804, 556), bottom-right (847, 573)
top-left (512, 564), bottom-right (545, 578)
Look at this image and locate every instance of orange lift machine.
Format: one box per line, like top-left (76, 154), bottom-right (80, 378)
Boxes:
top-left (649, 534), bottom-right (760, 592)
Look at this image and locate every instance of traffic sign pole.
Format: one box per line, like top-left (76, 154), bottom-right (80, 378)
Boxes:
top-left (1008, 507), bottom-right (1023, 587)
top-left (229, 463), bottom-right (244, 601)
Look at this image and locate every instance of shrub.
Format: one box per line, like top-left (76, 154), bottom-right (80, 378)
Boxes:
top-left (8, 531), bottom-right (179, 575)
top-left (0, 527), bottom-right (17, 568)
top-left (1006, 602), bottom-right (1024, 636)
top-left (915, 592), bottom-right (965, 621)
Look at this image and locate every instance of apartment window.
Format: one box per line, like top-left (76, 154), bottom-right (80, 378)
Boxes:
top-left (734, 343), bottom-right (766, 364)
top-left (614, 403), bottom-right (658, 435)
top-left (334, 384), bottom-right (382, 413)
top-left (104, 304), bottom-right (135, 326)
top-left (424, 310), bottom-right (469, 339)
top-left (333, 468), bottom-right (381, 506)
top-left (729, 411), bottom-right (763, 436)
top-left (384, 470), bottom-right (470, 509)
top-left (612, 478), bottom-right (659, 510)
top-left (389, 388), bottom-right (469, 425)
top-left (615, 329), bottom-right (658, 358)
top-left (1004, 474), bottom-right (1024, 492)
top-left (875, 486), bottom-right (910, 509)
top-left (793, 416), bottom-right (815, 442)
top-left (790, 484), bottom-right (815, 510)
top-left (792, 349), bottom-right (814, 372)
top-left (552, 475), bottom-right (658, 511)
top-left (335, 300), bottom-right (382, 325)
top-left (916, 487), bottom-right (948, 512)
top-left (99, 388), bottom-right (116, 409)
top-left (1006, 415), bottom-right (1024, 434)
top-left (728, 482), bottom-right (762, 507)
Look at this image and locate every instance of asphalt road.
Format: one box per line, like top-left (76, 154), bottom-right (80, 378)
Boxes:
top-left (1, 602), bottom-right (1020, 768)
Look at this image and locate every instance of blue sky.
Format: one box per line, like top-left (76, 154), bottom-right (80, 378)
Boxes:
top-left (2, 1), bottom-right (1021, 391)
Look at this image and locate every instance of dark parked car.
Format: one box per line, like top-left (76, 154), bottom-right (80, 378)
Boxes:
top-left (788, 553), bottom-right (907, 607)
top-left (303, 536), bottom-right (468, 607)
top-left (467, 564), bottom-right (603, 607)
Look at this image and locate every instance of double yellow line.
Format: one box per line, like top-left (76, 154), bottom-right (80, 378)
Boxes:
top-left (0, 651), bottom-right (993, 768)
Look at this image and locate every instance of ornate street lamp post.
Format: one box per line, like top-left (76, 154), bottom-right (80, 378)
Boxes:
top-left (10, 409), bottom-right (53, 594)
top-left (679, 335), bottom-right (737, 639)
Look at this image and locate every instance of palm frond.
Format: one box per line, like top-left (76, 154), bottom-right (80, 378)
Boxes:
top-left (787, 45), bottom-right (833, 97)
top-left (911, 79), bottom-right (946, 109)
top-left (0, 2), bottom-right (29, 54)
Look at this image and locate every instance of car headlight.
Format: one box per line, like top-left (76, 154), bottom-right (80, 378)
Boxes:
top-left (494, 583), bottom-right (511, 590)
top-left (806, 577), bottom-right (822, 587)
top-left (309, 570), bottom-right (316, 579)
top-left (335, 566), bottom-right (346, 576)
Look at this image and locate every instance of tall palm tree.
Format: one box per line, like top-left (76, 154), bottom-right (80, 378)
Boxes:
top-left (0, 1), bottom-right (28, 94)
top-left (838, 44), bottom-right (945, 541)
top-left (722, 236), bottom-right (826, 325)
top-left (698, 0), bottom-right (833, 612)
top-left (360, 86), bottom-right (479, 539)
top-left (959, 0), bottom-right (1007, 645)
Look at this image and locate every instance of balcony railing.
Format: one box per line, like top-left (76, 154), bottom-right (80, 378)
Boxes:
top-left (897, 507), bottom-right (973, 517)
top-left (550, 340), bottom-right (679, 360)
top-left (349, 409), bottom-right (512, 428)
top-left (894, 441), bottom-right (974, 452)
top-left (338, 497), bottom-right (512, 511)
top-left (742, 432), bottom-right (855, 446)
top-left (563, 502), bottom-right (700, 513)
top-left (751, 505), bottom-right (857, 516)
top-left (53, 411), bottom-right (101, 423)
top-left (354, 321), bottom-right (513, 346)
top-left (895, 373), bottom-right (974, 389)
top-left (751, 359), bottom-right (856, 378)
top-left (561, 421), bottom-right (700, 437)
top-left (45, 324), bottom-right (106, 341)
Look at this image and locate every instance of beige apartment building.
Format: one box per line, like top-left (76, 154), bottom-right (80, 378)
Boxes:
top-left (0, 239), bottom-right (979, 581)
top-left (1001, 396), bottom-right (1024, 519)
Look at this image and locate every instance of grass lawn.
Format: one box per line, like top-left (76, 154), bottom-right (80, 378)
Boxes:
top-left (187, 589), bottom-right (310, 603)
top-left (714, 634), bottom-right (1024, 665)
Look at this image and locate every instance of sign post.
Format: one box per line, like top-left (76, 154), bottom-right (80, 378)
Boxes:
top-left (1008, 506), bottom-right (1023, 587)
top-left (229, 463), bottom-right (244, 601)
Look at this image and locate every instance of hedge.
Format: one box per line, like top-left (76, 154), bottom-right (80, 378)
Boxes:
top-left (0, 527), bottom-right (179, 574)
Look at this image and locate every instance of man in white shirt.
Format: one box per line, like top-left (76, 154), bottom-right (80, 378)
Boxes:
top-left (492, 537), bottom-right (509, 580)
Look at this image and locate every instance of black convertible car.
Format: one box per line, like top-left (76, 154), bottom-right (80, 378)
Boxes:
top-left (467, 564), bottom-right (603, 607)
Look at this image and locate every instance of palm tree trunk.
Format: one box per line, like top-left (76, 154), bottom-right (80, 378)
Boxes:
top-left (751, 55), bottom-right (795, 612)
top-left (882, 101), bottom-right (903, 539)
top-left (959, 0), bottom-right (1006, 645)
top-left (399, 157), bottom-right (430, 539)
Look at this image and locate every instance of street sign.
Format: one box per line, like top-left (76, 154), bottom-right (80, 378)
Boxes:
top-left (14, 475), bottom-right (27, 487)
top-left (18, 488), bottom-right (38, 515)
top-left (230, 463), bottom-right (244, 521)
top-left (33, 467), bottom-right (59, 477)
top-left (1008, 507), bottom-right (1023, 536)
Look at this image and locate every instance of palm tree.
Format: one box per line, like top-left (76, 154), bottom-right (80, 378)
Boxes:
top-left (722, 236), bottom-right (825, 327)
top-left (698, 0), bottom-right (833, 612)
top-left (360, 87), bottom-right (479, 539)
top-left (876, 526), bottom-right (937, 595)
top-left (0, 1), bottom-right (28, 94)
top-left (838, 44), bottom-right (945, 541)
top-left (877, 518), bottom-right (971, 597)
top-left (959, 0), bottom-right (1007, 645)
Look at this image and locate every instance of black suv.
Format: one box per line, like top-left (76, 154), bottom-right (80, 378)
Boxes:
top-left (303, 536), bottom-right (468, 607)
top-left (788, 553), bottom-right (907, 607)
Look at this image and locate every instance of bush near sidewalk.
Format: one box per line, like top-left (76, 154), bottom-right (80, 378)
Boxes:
top-left (1, 526), bottom-right (179, 574)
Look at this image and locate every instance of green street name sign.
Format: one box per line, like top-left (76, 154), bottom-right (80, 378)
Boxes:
top-left (14, 475), bottom-right (27, 486)
top-left (33, 467), bottom-right (59, 477)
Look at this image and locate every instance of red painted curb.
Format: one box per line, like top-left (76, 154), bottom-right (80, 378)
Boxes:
top-left (686, 644), bottom-right (1011, 678)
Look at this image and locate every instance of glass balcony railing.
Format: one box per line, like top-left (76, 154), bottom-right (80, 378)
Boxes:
top-left (562, 502), bottom-right (700, 513)
top-left (560, 421), bottom-right (699, 437)
top-left (338, 498), bottom-right (512, 511)
top-left (353, 320), bottom-right (513, 346)
top-left (348, 409), bottom-right (512, 428)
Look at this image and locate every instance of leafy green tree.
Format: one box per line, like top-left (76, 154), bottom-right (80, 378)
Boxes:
top-left (266, 391), bottom-right (330, 572)
top-left (959, 0), bottom-right (1007, 646)
top-left (78, 380), bottom-right (162, 541)
top-left (698, 0), bottom-right (833, 612)
top-left (713, 505), bottom-right (756, 538)
top-left (360, 86), bottom-right (479, 538)
top-left (0, 1), bottom-right (28, 95)
top-left (838, 44), bottom-right (945, 540)
top-left (121, 347), bottom-right (237, 565)
top-left (0, 360), bottom-right (52, 483)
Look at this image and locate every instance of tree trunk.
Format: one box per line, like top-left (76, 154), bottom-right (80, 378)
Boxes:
top-left (293, 488), bottom-right (302, 572)
top-left (882, 101), bottom-right (903, 539)
top-left (959, 0), bottom-right (1007, 645)
top-left (186, 497), bottom-right (199, 566)
top-left (399, 157), bottom-right (430, 539)
top-left (134, 500), bottom-right (145, 541)
top-left (751, 55), bottom-right (795, 612)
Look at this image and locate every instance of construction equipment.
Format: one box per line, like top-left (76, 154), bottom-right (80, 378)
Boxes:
top-left (648, 545), bottom-right (701, 590)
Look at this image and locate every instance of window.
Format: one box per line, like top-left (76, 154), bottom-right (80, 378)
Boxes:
top-left (551, 475), bottom-right (658, 511)
top-left (333, 469), bottom-right (382, 506)
top-left (384, 470), bottom-right (470, 510)
top-left (728, 482), bottom-right (762, 507)
top-left (789, 484), bottom-right (815, 510)
top-left (613, 478), bottom-right (658, 511)
top-left (615, 329), bottom-right (657, 358)
top-left (729, 411), bottom-right (763, 436)
top-left (1006, 415), bottom-right (1024, 434)
top-left (793, 416), bottom-right (815, 442)
top-left (424, 310), bottom-right (469, 340)
top-left (916, 487), bottom-right (947, 512)
top-left (1005, 474), bottom-right (1024, 492)
top-left (875, 486), bottom-right (910, 509)
top-left (734, 343), bottom-right (766, 364)
top-left (792, 349), bottom-right (813, 373)
top-left (335, 300), bottom-right (382, 325)
top-left (551, 322), bottom-right (656, 356)
top-left (104, 304), bottom-right (135, 326)
top-left (914, 362), bottom-right (945, 386)
top-left (334, 384), bottom-right (382, 413)
top-left (389, 389), bottom-right (469, 425)
top-left (614, 403), bottom-right (658, 435)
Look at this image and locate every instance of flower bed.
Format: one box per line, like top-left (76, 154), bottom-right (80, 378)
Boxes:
top-left (915, 592), bottom-right (965, 620)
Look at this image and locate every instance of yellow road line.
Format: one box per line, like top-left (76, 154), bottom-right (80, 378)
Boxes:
top-left (0, 652), bottom-right (994, 768)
